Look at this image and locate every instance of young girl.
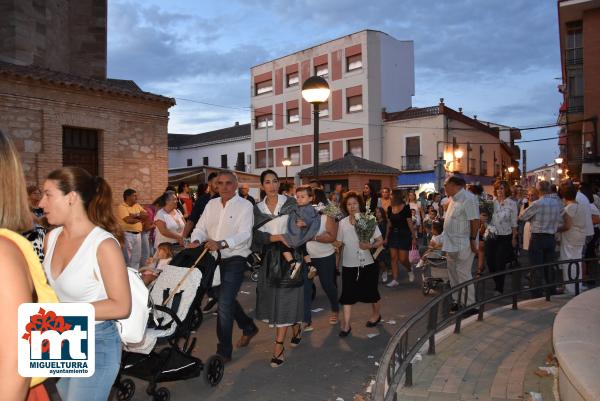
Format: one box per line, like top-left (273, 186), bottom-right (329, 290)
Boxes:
top-left (416, 221), bottom-right (445, 268)
top-left (139, 242), bottom-right (174, 285)
top-left (278, 186), bottom-right (321, 279)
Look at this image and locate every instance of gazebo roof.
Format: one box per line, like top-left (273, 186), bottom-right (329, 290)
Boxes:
top-left (299, 153), bottom-right (401, 177)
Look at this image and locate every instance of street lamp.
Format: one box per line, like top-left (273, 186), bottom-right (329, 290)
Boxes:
top-left (555, 157), bottom-right (563, 164)
top-left (282, 158), bottom-right (292, 183)
top-left (507, 166), bottom-right (515, 174)
top-left (301, 76), bottom-right (331, 180)
top-left (454, 148), bottom-right (464, 160)
top-left (557, 168), bottom-right (563, 174)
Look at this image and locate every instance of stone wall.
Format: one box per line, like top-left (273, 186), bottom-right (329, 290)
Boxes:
top-left (0, 77), bottom-right (171, 205)
top-left (0, 0), bottom-right (106, 79)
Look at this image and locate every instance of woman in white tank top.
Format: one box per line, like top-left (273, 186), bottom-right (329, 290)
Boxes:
top-left (39, 167), bottom-right (131, 401)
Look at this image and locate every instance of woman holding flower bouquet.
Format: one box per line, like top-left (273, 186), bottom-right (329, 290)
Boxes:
top-left (335, 192), bottom-right (384, 337)
top-left (386, 191), bottom-right (417, 287)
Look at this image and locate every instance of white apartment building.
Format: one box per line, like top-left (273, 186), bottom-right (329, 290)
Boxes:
top-left (250, 29), bottom-right (415, 179)
top-left (168, 122), bottom-right (252, 171)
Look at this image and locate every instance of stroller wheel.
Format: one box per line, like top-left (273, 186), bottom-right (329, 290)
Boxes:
top-left (203, 355), bottom-right (225, 386)
top-left (422, 285), bottom-right (431, 296)
top-left (250, 270), bottom-right (259, 282)
top-left (190, 306), bottom-right (203, 331)
top-left (153, 387), bottom-right (170, 401)
top-left (116, 378), bottom-right (135, 401)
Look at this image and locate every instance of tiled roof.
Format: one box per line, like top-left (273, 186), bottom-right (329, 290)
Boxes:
top-left (168, 123), bottom-right (251, 149)
top-left (383, 106), bottom-right (440, 121)
top-left (299, 153), bottom-right (401, 177)
top-left (0, 61), bottom-right (175, 105)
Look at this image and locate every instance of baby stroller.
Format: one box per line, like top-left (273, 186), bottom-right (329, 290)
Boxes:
top-left (246, 252), bottom-right (262, 282)
top-left (114, 246), bottom-right (225, 401)
top-left (420, 250), bottom-right (450, 296)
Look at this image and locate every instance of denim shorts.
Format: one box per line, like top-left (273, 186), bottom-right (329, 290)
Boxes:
top-left (57, 320), bottom-right (121, 401)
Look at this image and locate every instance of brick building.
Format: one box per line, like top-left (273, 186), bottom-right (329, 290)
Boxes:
top-left (250, 30), bottom-right (414, 181)
top-left (0, 0), bottom-right (174, 204)
top-left (557, 0), bottom-right (600, 183)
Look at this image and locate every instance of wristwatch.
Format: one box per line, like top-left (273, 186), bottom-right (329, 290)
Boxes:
top-left (219, 240), bottom-right (229, 249)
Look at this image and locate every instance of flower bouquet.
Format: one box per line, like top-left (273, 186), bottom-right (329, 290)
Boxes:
top-left (316, 202), bottom-right (345, 221)
top-left (354, 210), bottom-right (377, 243)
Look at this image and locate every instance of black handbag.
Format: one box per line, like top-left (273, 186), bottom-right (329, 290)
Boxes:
top-left (265, 245), bottom-right (304, 288)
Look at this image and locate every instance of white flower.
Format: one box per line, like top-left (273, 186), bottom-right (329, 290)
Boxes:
top-left (354, 212), bottom-right (362, 220)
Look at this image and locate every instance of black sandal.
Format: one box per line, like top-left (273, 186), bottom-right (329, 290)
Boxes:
top-left (290, 324), bottom-right (302, 347)
top-left (270, 341), bottom-right (285, 367)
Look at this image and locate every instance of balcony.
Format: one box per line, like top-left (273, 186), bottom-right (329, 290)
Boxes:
top-left (480, 161), bottom-right (488, 176)
top-left (568, 96), bottom-right (584, 113)
top-left (566, 48), bottom-right (583, 66)
top-left (401, 155), bottom-right (422, 171)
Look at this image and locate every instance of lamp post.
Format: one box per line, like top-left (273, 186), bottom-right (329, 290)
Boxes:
top-left (282, 158), bottom-right (292, 183)
top-left (453, 148), bottom-right (463, 173)
top-left (301, 76), bottom-right (331, 180)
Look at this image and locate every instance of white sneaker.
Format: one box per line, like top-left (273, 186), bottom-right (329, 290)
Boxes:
top-left (381, 270), bottom-right (388, 283)
top-left (386, 279), bottom-right (399, 288)
top-left (408, 271), bottom-right (415, 282)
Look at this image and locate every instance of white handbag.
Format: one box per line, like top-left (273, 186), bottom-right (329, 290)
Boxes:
top-left (116, 268), bottom-right (150, 344)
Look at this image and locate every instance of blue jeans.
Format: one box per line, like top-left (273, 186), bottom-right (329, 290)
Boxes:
top-left (312, 253), bottom-right (339, 313)
top-left (217, 257), bottom-right (257, 359)
top-left (57, 321), bottom-right (121, 401)
top-left (528, 233), bottom-right (558, 296)
top-left (141, 231), bottom-right (151, 264)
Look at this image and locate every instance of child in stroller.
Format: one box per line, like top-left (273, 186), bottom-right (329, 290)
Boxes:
top-left (113, 245), bottom-right (225, 401)
top-left (417, 221), bottom-right (449, 295)
top-left (139, 242), bottom-right (174, 285)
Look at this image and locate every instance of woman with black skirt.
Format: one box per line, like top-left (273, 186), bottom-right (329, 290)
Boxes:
top-left (386, 191), bottom-right (417, 287)
top-left (335, 192), bottom-right (384, 337)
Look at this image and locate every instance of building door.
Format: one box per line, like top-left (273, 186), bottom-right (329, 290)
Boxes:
top-left (62, 127), bottom-right (99, 176)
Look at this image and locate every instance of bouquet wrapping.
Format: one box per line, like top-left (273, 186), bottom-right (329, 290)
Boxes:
top-left (354, 210), bottom-right (377, 243)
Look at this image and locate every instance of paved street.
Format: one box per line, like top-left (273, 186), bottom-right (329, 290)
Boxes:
top-left (118, 269), bottom-right (431, 401)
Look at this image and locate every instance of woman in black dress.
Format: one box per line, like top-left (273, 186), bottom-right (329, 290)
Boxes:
top-left (385, 191), bottom-right (417, 287)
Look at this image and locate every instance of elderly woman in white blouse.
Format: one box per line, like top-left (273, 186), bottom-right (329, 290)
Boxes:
top-left (335, 191), bottom-right (384, 337)
top-left (153, 190), bottom-right (186, 247)
top-left (485, 181), bottom-right (519, 295)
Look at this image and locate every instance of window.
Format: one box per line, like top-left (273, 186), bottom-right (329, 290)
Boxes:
top-left (235, 152), bottom-right (246, 172)
top-left (346, 54), bottom-right (362, 72)
top-left (221, 154), bottom-right (227, 169)
top-left (287, 146), bottom-right (300, 165)
top-left (287, 108), bottom-right (299, 124)
top-left (566, 22), bottom-right (582, 65)
top-left (315, 64), bottom-right (328, 78)
top-left (255, 80), bottom-right (273, 95)
top-left (319, 143), bottom-right (330, 163)
top-left (62, 126), bottom-right (99, 176)
top-left (318, 101), bottom-right (329, 118)
top-left (203, 156), bottom-right (209, 166)
top-left (568, 67), bottom-right (584, 112)
top-left (187, 158), bottom-right (193, 167)
top-left (286, 72), bottom-right (299, 87)
top-left (403, 136), bottom-right (421, 170)
top-left (347, 95), bottom-right (363, 113)
top-left (255, 114), bottom-right (273, 129)
top-left (347, 139), bottom-right (363, 158)
top-left (255, 149), bottom-right (274, 168)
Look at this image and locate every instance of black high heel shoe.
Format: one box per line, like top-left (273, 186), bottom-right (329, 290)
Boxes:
top-left (338, 326), bottom-right (352, 338)
top-left (290, 324), bottom-right (302, 347)
top-left (270, 341), bottom-right (285, 367)
top-left (366, 315), bottom-right (382, 328)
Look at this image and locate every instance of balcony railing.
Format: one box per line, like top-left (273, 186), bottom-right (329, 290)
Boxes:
top-left (566, 48), bottom-right (583, 66)
top-left (568, 96), bottom-right (584, 113)
top-left (480, 161), bottom-right (488, 176)
top-left (402, 155), bottom-right (422, 170)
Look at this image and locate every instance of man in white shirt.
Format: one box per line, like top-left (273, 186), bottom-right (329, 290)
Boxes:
top-left (442, 176), bottom-right (480, 311)
top-left (191, 171), bottom-right (258, 361)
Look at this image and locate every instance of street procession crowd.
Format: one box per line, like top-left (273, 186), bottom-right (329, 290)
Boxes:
top-left (1, 128), bottom-right (599, 401)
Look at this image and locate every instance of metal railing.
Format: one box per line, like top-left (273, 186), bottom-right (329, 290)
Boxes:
top-left (401, 155), bottom-right (422, 171)
top-left (373, 257), bottom-right (599, 401)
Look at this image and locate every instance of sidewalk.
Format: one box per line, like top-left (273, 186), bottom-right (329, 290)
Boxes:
top-left (396, 298), bottom-right (565, 401)
top-left (120, 270), bottom-right (431, 401)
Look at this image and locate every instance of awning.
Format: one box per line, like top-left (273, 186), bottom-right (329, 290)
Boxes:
top-left (454, 173), bottom-right (496, 186)
top-left (397, 171), bottom-right (436, 186)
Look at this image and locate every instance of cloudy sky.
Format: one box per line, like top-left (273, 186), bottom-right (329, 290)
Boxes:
top-left (107, 0), bottom-right (563, 171)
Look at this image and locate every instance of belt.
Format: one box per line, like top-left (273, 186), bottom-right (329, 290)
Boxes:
top-left (531, 232), bottom-right (554, 236)
top-left (220, 256), bottom-right (247, 264)
top-left (126, 231), bottom-right (141, 235)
